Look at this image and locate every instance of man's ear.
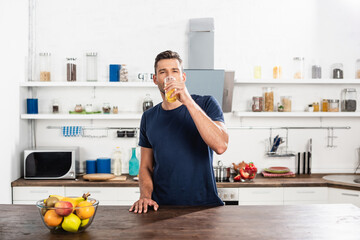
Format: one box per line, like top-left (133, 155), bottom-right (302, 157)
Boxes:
top-left (153, 74), bottom-right (158, 85)
top-left (182, 72), bottom-right (186, 82)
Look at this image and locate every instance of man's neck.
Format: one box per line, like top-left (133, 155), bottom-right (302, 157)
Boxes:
top-left (161, 99), bottom-right (183, 110)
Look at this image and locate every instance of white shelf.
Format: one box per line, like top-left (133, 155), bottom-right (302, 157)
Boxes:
top-left (21, 113), bottom-right (143, 120)
top-left (19, 81), bottom-right (156, 87)
top-left (233, 111), bottom-right (360, 117)
top-left (234, 79), bottom-right (360, 84)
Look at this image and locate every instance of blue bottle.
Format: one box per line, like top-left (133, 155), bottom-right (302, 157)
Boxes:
top-left (129, 147), bottom-right (139, 176)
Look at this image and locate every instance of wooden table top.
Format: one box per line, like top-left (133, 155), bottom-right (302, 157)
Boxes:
top-left (1, 204), bottom-right (360, 240)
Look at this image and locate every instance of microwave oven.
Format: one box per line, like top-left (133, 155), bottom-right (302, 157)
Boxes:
top-left (24, 147), bottom-right (79, 179)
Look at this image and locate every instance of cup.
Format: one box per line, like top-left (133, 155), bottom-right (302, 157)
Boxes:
top-left (96, 158), bottom-right (111, 173)
top-left (109, 64), bottom-right (121, 82)
top-left (164, 76), bottom-right (178, 103)
top-left (27, 98), bottom-right (38, 114)
top-left (86, 160), bottom-right (97, 174)
top-left (138, 73), bottom-right (154, 82)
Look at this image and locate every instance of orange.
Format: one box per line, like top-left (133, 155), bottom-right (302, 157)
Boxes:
top-left (44, 209), bottom-right (63, 227)
top-left (76, 201), bottom-right (95, 220)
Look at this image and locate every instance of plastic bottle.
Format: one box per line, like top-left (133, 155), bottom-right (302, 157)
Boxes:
top-left (129, 147), bottom-right (139, 176)
top-left (112, 147), bottom-right (122, 176)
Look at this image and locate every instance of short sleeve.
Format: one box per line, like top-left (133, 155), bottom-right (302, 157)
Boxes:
top-left (204, 96), bottom-right (224, 123)
top-left (138, 113), bottom-right (152, 148)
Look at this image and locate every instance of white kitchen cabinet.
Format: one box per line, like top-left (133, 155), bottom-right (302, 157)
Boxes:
top-left (328, 187), bottom-right (360, 207)
top-left (238, 187), bottom-right (283, 205)
top-left (283, 187), bottom-right (328, 205)
top-left (12, 186), bottom-right (65, 204)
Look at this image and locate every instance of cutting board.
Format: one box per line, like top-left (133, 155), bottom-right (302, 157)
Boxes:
top-left (262, 171), bottom-right (295, 178)
top-left (83, 174), bottom-right (116, 181)
top-left (108, 175), bottom-right (127, 181)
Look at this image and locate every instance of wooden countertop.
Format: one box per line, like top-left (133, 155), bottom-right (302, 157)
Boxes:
top-left (11, 174), bottom-right (360, 190)
top-left (1, 204), bottom-right (359, 239)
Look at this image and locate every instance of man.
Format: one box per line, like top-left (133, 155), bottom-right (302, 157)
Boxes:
top-left (129, 50), bottom-right (229, 214)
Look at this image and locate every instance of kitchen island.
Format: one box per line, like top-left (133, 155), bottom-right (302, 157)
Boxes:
top-left (1, 204), bottom-right (359, 240)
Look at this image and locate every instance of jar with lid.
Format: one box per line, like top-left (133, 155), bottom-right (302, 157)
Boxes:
top-left (252, 96), bottom-right (263, 112)
top-left (263, 87), bottom-right (274, 112)
top-left (86, 52), bottom-right (97, 82)
top-left (321, 99), bottom-right (328, 112)
top-left (273, 65), bottom-right (282, 79)
top-left (143, 94), bottom-right (154, 112)
top-left (281, 96), bottom-right (292, 112)
top-left (356, 59), bottom-right (360, 79)
top-left (120, 64), bottom-right (128, 82)
top-left (308, 104), bottom-right (314, 112)
top-left (52, 99), bottom-right (59, 113)
top-left (75, 104), bottom-right (83, 113)
top-left (293, 57), bottom-right (305, 79)
top-left (313, 102), bottom-right (320, 112)
top-left (328, 99), bottom-right (340, 112)
top-left (331, 63), bottom-right (343, 79)
top-left (39, 52), bottom-right (51, 81)
top-left (341, 88), bottom-right (357, 112)
top-left (113, 106), bottom-right (118, 114)
top-left (66, 58), bottom-right (77, 81)
top-left (85, 104), bottom-right (93, 113)
top-left (253, 66), bottom-right (261, 79)
top-left (102, 103), bottom-right (111, 114)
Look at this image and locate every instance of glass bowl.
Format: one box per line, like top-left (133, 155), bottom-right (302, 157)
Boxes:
top-left (36, 197), bottom-right (99, 233)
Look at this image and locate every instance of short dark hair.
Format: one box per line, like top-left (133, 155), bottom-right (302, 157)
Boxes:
top-left (154, 50), bottom-right (183, 74)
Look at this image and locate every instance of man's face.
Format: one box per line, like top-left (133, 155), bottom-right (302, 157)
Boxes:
top-left (153, 58), bottom-right (185, 94)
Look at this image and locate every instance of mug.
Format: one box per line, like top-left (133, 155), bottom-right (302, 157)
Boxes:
top-left (138, 73), bottom-right (154, 82)
top-left (27, 98), bottom-right (38, 114)
top-left (86, 160), bottom-right (97, 174)
top-left (96, 158), bottom-right (111, 173)
top-left (109, 64), bottom-right (121, 82)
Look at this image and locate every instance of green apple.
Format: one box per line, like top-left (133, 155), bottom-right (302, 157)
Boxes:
top-left (81, 218), bottom-right (89, 227)
top-left (62, 213), bottom-right (81, 232)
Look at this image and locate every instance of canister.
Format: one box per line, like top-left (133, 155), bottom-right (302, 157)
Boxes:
top-left (331, 63), bottom-right (343, 79)
top-left (293, 57), bottom-right (305, 79)
top-left (96, 158), bottom-right (111, 173)
top-left (86, 52), bottom-right (98, 82)
top-left (39, 52), bottom-right (51, 81)
top-left (66, 58), bottom-right (77, 81)
top-left (263, 87), bottom-right (274, 112)
top-left (341, 88), bottom-right (357, 112)
top-left (356, 59), bottom-right (360, 79)
top-left (328, 99), bottom-right (340, 112)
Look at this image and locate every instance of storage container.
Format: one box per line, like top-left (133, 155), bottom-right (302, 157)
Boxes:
top-left (39, 52), bottom-right (51, 81)
top-left (328, 99), bottom-right (340, 112)
top-left (293, 57), bottom-right (305, 79)
top-left (86, 52), bottom-right (98, 82)
top-left (341, 88), bottom-right (357, 112)
top-left (331, 63), bottom-right (343, 79)
top-left (252, 96), bottom-right (263, 112)
top-left (66, 58), bottom-right (77, 81)
top-left (263, 87), bottom-right (274, 112)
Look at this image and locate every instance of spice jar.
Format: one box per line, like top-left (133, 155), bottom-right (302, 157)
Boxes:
top-left (321, 99), bottom-right (329, 112)
top-left (308, 104), bottom-right (314, 112)
top-left (39, 52), bottom-right (51, 81)
top-left (143, 94), bottom-right (154, 112)
top-left (254, 66), bottom-right (261, 79)
top-left (252, 96), bottom-right (263, 112)
top-left (263, 87), bottom-right (274, 112)
top-left (312, 65), bottom-right (321, 79)
top-left (293, 57), bottom-right (305, 79)
top-left (341, 88), bottom-right (357, 112)
top-left (356, 59), bottom-right (360, 79)
top-left (281, 96), bottom-right (292, 112)
top-left (331, 63), bottom-right (343, 79)
top-left (85, 104), bottom-right (93, 113)
top-left (86, 52), bottom-right (97, 82)
top-left (313, 102), bottom-right (320, 112)
top-left (102, 103), bottom-right (111, 114)
top-left (52, 99), bottom-right (59, 113)
top-left (273, 66), bottom-right (282, 79)
top-left (120, 64), bottom-right (128, 82)
top-left (328, 99), bottom-right (340, 112)
top-left (67, 58), bottom-right (77, 81)
top-left (75, 104), bottom-right (83, 113)
top-left (113, 106), bottom-right (118, 114)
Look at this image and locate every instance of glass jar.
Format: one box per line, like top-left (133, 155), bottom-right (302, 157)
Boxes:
top-left (254, 66), bottom-right (261, 79)
top-left (328, 99), bottom-right (340, 112)
top-left (281, 96), bottom-right (292, 112)
top-left (321, 99), bottom-right (329, 112)
top-left (356, 59), bottom-right (360, 79)
top-left (252, 96), bottom-right (263, 112)
top-left (39, 52), bottom-right (51, 81)
top-left (308, 104), bottom-right (314, 112)
top-left (75, 104), bottom-right (83, 113)
top-left (86, 52), bottom-right (97, 82)
top-left (85, 104), bottom-right (93, 113)
top-left (312, 65), bottom-right (321, 79)
top-left (66, 58), bottom-right (77, 81)
top-left (143, 94), bottom-right (154, 112)
top-left (102, 103), bottom-right (111, 114)
top-left (52, 99), bottom-right (59, 113)
top-left (113, 106), bottom-right (118, 114)
top-left (341, 88), bottom-right (357, 112)
top-left (331, 63), bottom-right (343, 79)
top-left (263, 87), bottom-right (274, 112)
top-left (313, 102), bottom-right (320, 112)
top-left (273, 66), bottom-right (282, 79)
top-left (293, 57), bottom-right (305, 79)
top-left (120, 64), bottom-right (128, 82)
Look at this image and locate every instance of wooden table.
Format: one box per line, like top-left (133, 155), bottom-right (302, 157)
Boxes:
top-left (1, 204), bottom-right (360, 240)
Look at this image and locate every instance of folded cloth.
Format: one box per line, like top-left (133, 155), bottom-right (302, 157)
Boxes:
top-left (62, 126), bottom-right (83, 137)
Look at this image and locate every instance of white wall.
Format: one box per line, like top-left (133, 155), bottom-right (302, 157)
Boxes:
top-left (2, 0), bottom-right (360, 203)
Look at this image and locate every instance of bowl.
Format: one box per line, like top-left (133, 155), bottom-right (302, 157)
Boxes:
top-left (36, 197), bottom-right (99, 233)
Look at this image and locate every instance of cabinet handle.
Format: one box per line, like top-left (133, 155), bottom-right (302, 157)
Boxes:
top-left (297, 191), bottom-right (315, 194)
top-left (30, 190), bottom-right (48, 193)
top-left (253, 191), bottom-right (270, 194)
top-left (341, 193), bottom-right (359, 197)
top-left (87, 191), bottom-right (101, 193)
top-left (135, 191), bottom-right (140, 194)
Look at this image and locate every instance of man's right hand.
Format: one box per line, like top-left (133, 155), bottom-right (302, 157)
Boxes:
top-left (129, 198), bottom-right (159, 214)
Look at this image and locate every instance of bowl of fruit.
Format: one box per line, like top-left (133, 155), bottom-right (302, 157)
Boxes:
top-left (36, 193), bottom-right (99, 233)
top-left (233, 162), bottom-right (257, 182)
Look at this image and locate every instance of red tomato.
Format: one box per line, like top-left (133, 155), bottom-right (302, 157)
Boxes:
top-left (240, 169), bottom-right (249, 179)
top-left (234, 174), bottom-right (241, 182)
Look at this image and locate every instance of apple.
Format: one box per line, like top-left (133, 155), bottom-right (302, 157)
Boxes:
top-left (62, 213), bottom-right (81, 232)
top-left (54, 201), bottom-right (73, 216)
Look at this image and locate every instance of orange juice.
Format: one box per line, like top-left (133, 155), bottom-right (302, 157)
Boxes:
top-left (166, 89), bottom-right (177, 103)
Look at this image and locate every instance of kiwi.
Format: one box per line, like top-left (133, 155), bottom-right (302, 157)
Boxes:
top-left (46, 197), bottom-right (59, 208)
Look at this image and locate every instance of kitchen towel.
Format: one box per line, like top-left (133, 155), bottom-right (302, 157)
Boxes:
top-left (62, 126), bottom-right (83, 137)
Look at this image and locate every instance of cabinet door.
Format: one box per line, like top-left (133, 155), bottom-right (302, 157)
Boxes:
top-left (118, 187), bottom-right (140, 201)
top-left (283, 187), bottom-right (328, 204)
top-left (12, 187), bottom-right (65, 204)
top-left (65, 187), bottom-right (118, 201)
top-left (238, 187), bottom-right (283, 205)
top-left (328, 188), bottom-right (360, 207)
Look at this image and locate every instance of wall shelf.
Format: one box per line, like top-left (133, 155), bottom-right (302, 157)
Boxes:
top-left (234, 79), bottom-right (360, 84)
top-left (20, 81), bottom-right (156, 87)
top-left (21, 113), bottom-right (143, 120)
top-left (233, 111), bottom-right (360, 118)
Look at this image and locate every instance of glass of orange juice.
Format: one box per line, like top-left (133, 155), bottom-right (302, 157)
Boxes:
top-left (164, 76), bottom-right (178, 103)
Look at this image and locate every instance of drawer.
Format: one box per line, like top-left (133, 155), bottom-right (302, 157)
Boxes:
top-left (239, 201), bottom-right (283, 206)
top-left (13, 200), bottom-right (40, 205)
top-left (65, 187), bottom-right (118, 201)
top-left (118, 187), bottom-right (140, 201)
top-left (13, 187), bottom-right (65, 201)
top-left (284, 200), bottom-right (327, 205)
top-left (328, 188), bottom-right (360, 207)
top-left (284, 187), bottom-right (328, 201)
top-left (239, 188), bottom-right (283, 202)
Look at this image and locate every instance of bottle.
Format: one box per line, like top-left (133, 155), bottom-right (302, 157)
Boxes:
top-left (112, 147), bottom-right (122, 176)
top-left (143, 94), bottom-right (153, 112)
top-left (120, 64), bottom-right (128, 82)
top-left (129, 147), bottom-right (139, 176)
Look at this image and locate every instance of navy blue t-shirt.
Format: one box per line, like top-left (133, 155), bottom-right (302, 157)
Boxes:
top-left (139, 95), bottom-right (224, 206)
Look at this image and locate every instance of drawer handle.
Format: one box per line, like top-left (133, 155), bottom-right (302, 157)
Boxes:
top-left (30, 190), bottom-right (48, 193)
top-left (341, 193), bottom-right (359, 197)
top-left (135, 191), bottom-right (140, 194)
top-left (297, 191), bottom-right (315, 194)
top-left (253, 192), bottom-right (270, 194)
